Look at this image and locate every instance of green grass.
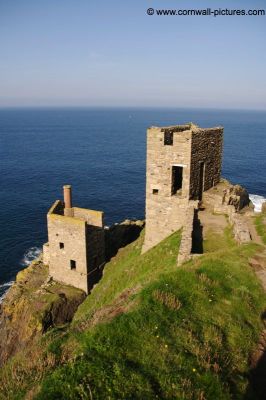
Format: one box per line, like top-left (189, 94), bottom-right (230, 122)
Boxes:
top-left (203, 224), bottom-right (234, 253)
top-left (73, 230), bottom-right (181, 326)
top-left (36, 230), bottom-right (265, 400)
top-left (0, 229), bottom-right (265, 400)
top-left (254, 212), bottom-right (266, 244)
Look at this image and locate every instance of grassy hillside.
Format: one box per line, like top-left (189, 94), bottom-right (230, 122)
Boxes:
top-left (254, 210), bottom-right (266, 244)
top-left (73, 230), bottom-right (180, 326)
top-left (0, 228), bottom-right (265, 399)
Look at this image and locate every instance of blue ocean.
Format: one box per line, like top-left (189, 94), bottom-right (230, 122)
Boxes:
top-left (0, 108), bottom-right (265, 300)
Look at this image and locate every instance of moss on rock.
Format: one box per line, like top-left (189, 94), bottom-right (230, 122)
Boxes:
top-left (0, 261), bottom-right (86, 365)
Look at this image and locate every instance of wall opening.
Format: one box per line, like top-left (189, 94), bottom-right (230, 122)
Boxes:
top-left (171, 166), bottom-right (183, 195)
top-left (70, 260), bottom-right (76, 270)
top-left (164, 131), bottom-right (173, 146)
top-left (59, 242), bottom-right (64, 249)
top-left (152, 189), bottom-right (159, 195)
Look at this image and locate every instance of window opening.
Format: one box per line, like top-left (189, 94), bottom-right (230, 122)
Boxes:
top-left (70, 260), bottom-right (76, 270)
top-left (164, 131), bottom-right (173, 145)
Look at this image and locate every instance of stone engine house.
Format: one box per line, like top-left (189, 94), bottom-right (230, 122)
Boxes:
top-left (43, 123), bottom-right (224, 293)
top-left (43, 185), bottom-right (105, 293)
top-left (142, 123), bottom-right (223, 252)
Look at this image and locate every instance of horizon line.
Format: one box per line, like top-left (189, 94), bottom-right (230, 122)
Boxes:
top-left (0, 105), bottom-right (265, 112)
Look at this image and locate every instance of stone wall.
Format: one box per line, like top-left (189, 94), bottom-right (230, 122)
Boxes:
top-left (47, 209), bottom-right (89, 293)
top-left (218, 204), bottom-right (251, 245)
top-left (190, 128), bottom-right (223, 200)
top-left (177, 205), bottom-right (195, 266)
top-left (45, 200), bottom-right (105, 294)
top-left (229, 212), bottom-right (251, 244)
top-left (143, 124), bottom-right (223, 253)
top-left (142, 125), bottom-right (192, 252)
top-left (73, 207), bottom-right (104, 227)
top-left (43, 242), bottom-right (49, 264)
top-left (86, 225), bottom-right (105, 290)
top-left (49, 199), bottom-right (64, 215)
top-left (204, 187), bottom-right (251, 245)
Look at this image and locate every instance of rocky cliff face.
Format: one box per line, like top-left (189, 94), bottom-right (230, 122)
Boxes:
top-left (0, 220), bottom-right (145, 367)
top-left (223, 183), bottom-right (250, 211)
top-left (0, 259), bottom-right (86, 366)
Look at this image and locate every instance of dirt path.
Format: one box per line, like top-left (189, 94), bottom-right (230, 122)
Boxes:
top-left (249, 249), bottom-right (266, 291)
top-left (198, 204), bottom-right (266, 397)
top-left (247, 215), bottom-right (266, 290)
top-left (198, 207), bottom-right (228, 237)
top-left (246, 215), bottom-right (263, 245)
top-left (245, 216), bottom-right (266, 399)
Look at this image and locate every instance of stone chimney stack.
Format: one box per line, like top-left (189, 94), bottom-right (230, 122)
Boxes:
top-left (63, 185), bottom-right (73, 217)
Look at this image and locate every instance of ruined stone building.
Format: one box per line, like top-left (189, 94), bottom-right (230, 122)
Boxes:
top-left (43, 122), bottom-right (251, 292)
top-left (142, 123), bottom-right (223, 252)
top-left (43, 186), bottom-right (105, 293)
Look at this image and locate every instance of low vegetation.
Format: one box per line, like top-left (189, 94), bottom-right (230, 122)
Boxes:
top-left (0, 227), bottom-right (265, 399)
top-left (254, 211), bottom-right (266, 244)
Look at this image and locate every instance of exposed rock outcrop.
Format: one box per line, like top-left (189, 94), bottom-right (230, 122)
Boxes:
top-left (203, 180), bottom-right (252, 244)
top-left (0, 260), bottom-right (85, 366)
top-left (0, 219), bottom-right (144, 367)
top-left (223, 183), bottom-right (250, 211)
top-left (203, 179), bottom-right (250, 213)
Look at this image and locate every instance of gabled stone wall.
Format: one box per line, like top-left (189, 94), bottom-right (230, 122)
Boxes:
top-left (44, 200), bottom-right (105, 294)
top-left (47, 207), bottom-right (89, 293)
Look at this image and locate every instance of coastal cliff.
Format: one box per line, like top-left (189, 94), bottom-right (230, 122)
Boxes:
top-left (0, 260), bottom-right (85, 366)
top-left (0, 208), bottom-right (265, 399)
top-left (0, 219), bottom-right (145, 367)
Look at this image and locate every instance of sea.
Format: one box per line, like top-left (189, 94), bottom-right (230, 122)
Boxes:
top-left (0, 107), bottom-right (265, 301)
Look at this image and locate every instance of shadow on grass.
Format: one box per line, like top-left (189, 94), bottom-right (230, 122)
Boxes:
top-left (244, 311), bottom-right (266, 400)
top-left (192, 209), bottom-right (203, 254)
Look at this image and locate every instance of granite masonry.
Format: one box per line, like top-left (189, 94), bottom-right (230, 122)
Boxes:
top-left (43, 122), bottom-right (252, 294)
top-left (43, 186), bottom-right (105, 294)
top-left (142, 123), bottom-right (223, 253)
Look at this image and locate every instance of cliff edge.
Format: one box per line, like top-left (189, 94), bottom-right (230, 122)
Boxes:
top-left (0, 259), bottom-right (86, 366)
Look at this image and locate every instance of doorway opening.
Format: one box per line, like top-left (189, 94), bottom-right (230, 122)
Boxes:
top-left (171, 166), bottom-right (183, 195)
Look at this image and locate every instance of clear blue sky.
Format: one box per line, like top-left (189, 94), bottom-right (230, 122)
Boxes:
top-left (0, 0), bottom-right (265, 109)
